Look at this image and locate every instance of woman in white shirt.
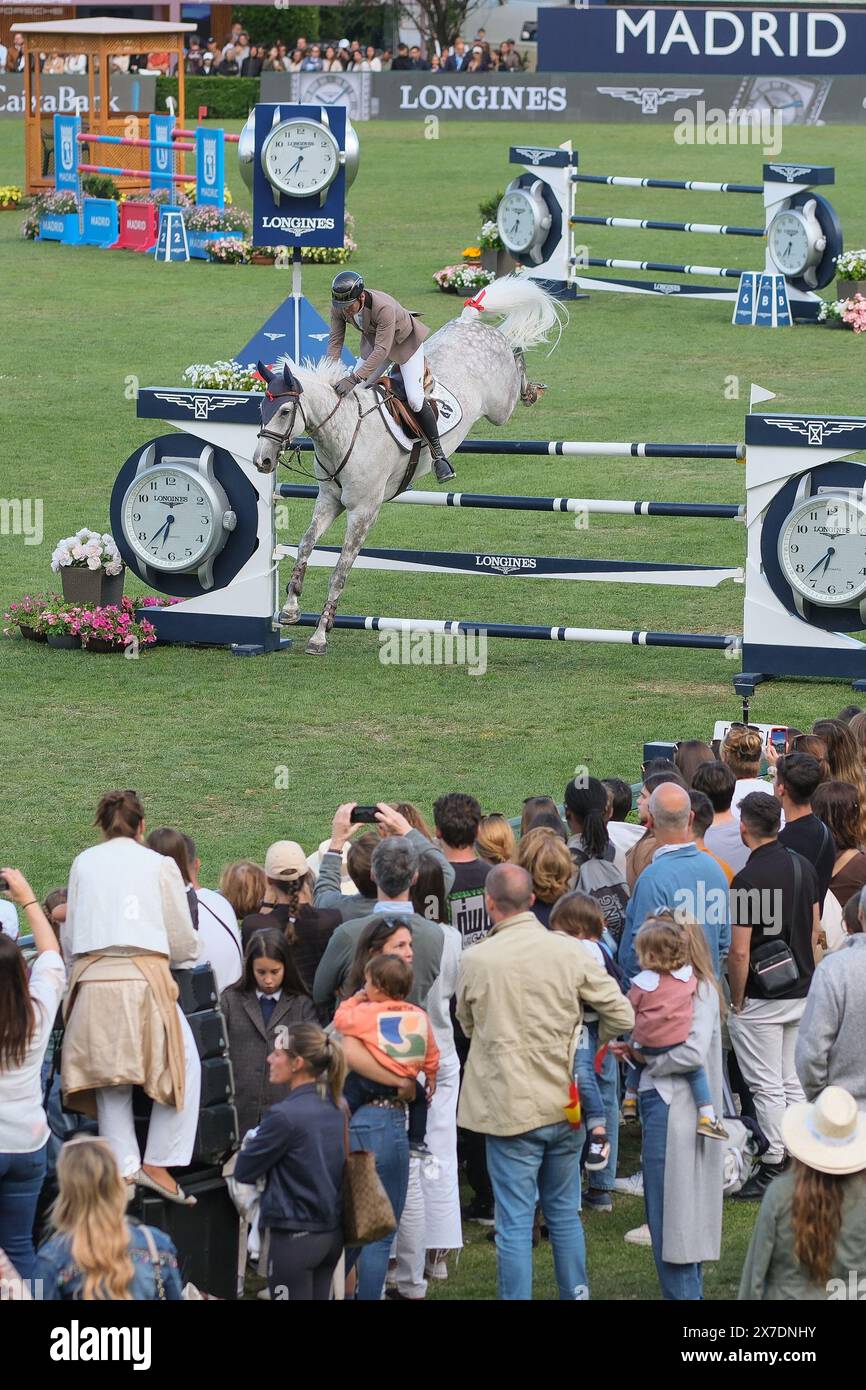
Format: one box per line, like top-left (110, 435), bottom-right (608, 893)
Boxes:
top-left (721, 726), bottom-right (774, 817)
top-left (0, 868), bottom-right (66, 1280)
top-left (61, 790), bottom-right (201, 1206)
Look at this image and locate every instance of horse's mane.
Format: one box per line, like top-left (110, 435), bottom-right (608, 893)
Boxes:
top-left (294, 357), bottom-right (345, 387)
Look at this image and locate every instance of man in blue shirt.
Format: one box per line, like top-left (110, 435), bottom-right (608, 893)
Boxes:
top-left (618, 782), bottom-right (730, 982)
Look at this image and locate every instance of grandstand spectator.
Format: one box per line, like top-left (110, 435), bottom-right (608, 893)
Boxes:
top-left (185, 38), bottom-right (204, 74)
top-left (262, 45), bottom-right (283, 73)
top-left (221, 22), bottom-right (242, 59)
top-left (497, 39), bottom-right (523, 71)
top-left (234, 31), bottom-right (250, 62)
top-left (8, 34), bottom-right (25, 73)
top-left (63, 53), bottom-right (86, 75)
top-left (43, 52), bottom-right (65, 75)
top-left (241, 45), bottom-right (263, 78)
top-left (300, 44), bottom-right (323, 72)
top-left (360, 45), bottom-right (382, 72)
top-left (409, 44), bottom-right (430, 71)
top-left (444, 37), bottom-right (469, 70)
top-left (322, 45), bottom-right (342, 72)
top-left (464, 45), bottom-right (491, 72)
top-left (216, 46), bottom-right (240, 77)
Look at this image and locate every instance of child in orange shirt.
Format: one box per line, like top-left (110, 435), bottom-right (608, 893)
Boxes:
top-left (333, 954), bottom-right (439, 1152)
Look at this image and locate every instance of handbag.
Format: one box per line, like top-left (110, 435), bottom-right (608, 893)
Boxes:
top-left (140, 1225), bottom-right (167, 1302)
top-left (341, 1110), bottom-right (397, 1248)
top-left (747, 850), bottom-right (802, 998)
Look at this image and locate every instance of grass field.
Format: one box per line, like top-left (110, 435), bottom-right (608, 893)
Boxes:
top-left (2, 115), bottom-right (865, 1299)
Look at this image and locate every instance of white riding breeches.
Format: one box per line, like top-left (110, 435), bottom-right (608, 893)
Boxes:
top-left (399, 344), bottom-right (426, 412)
top-left (355, 343), bottom-right (425, 411)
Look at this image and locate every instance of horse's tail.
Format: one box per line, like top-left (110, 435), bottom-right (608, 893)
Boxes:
top-left (459, 274), bottom-right (567, 354)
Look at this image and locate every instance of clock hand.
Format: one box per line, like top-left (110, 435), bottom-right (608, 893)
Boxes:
top-left (804, 546), bottom-right (833, 577)
top-left (157, 515), bottom-right (176, 551)
top-left (146, 518), bottom-right (171, 546)
top-left (287, 155), bottom-right (303, 175)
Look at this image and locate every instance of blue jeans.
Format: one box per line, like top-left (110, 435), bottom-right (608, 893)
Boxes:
top-left (574, 1022), bottom-right (606, 1131)
top-left (0, 1145), bottom-right (48, 1281)
top-left (349, 1104), bottom-right (410, 1301)
top-left (584, 1044), bottom-right (620, 1194)
top-left (485, 1122), bottom-right (588, 1300)
top-left (639, 1088), bottom-right (703, 1300)
top-left (638, 1048), bottom-right (711, 1109)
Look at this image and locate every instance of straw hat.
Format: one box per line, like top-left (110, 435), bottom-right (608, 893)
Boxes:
top-left (782, 1086), bottom-right (866, 1176)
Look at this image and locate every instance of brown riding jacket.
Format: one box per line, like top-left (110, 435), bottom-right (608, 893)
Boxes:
top-left (327, 289), bottom-right (429, 382)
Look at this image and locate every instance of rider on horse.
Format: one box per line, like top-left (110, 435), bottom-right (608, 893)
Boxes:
top-left (326, 270), bottom-right (456, 483)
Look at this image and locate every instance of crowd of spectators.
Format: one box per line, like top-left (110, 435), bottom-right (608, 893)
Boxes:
top-left (3, 707), bottom-right (866, 1302)
top-left (0, 27), bottom-right (525, 78)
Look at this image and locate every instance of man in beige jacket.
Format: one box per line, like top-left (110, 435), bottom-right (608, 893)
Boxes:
top-left (327, 269), bottom-right (455, 482)
top-left (457, 864), bottom-right (634, 1299)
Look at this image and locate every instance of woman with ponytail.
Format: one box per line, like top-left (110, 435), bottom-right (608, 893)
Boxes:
top-left (740, 1086), bottom-right (866, 1299)
top-left (34, 1137), bottom-right (182, 1299)
top-left (234, 1023), bottom-right (347, 1301)
top-left (563, 775), bottom-right (630, 945)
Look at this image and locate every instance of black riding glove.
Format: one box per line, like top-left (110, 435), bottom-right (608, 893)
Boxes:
top-left (334, 375), bottom-right (357, 398)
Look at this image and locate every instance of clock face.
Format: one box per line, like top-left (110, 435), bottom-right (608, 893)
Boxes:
top-left (497, 190), bottom-right (537, 254)
top-left (768, 210), bottom-right (812, 276)
top-left (122, 467), bottom-right (216, 572)
top-left (778, 494), bottom-right (866, 607)
top-left (262, 119), bottom-right (340, 197)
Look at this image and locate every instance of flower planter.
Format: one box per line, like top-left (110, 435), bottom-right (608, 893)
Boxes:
top-left (83, 637), bottom-right (125, 654)
top-left (46, 633), bottom-right (81, 650)
top-left (60, 566), bottom-right (125, 607)
top-left (481, 248), bottom-right (518, 277)
top-left (0, 202), bottom-right (20, 212)
top-left (837, 280), bottom-right (866, 300)
top-left (251, 252), bottom-right (277, 266)
top-left (19, 625), bottom-right (47, 642)
top-left (188, 228), bottom-right (243, 260)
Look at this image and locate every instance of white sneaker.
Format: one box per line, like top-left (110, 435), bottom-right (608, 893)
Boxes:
top-left (624, 1224), bottom-right (652, 1247)
top-left (614, 1172), bottom-right (644, 1197)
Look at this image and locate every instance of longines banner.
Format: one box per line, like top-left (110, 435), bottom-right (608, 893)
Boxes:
top-left (538, 6), bottom-right (866, 74)
top-left (0, 73), bottom-right (154, 118)
top-left (372, 72), bottom-right (577, 118)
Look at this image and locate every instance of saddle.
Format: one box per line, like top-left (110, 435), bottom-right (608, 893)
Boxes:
top-left (377, 360), bottom-right (438, 439)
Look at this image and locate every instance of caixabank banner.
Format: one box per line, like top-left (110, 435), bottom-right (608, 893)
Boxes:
top-left (539, 6), bottom-right (866, 74)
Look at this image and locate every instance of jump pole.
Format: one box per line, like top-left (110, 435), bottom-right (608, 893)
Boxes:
top-left (277, 483), bottom-right (744, 520)
top-left (78, 163), bottom-right (197, 184)
top-left (285, 437), bottom-right (746, 461)
top-left (77, 134), bottom-right (195, 152)
top-left (294, 613), bottom-right (740, 650)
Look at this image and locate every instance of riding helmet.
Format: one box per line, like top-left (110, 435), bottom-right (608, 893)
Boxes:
top-left (331, 270), bottom-right (365, 307)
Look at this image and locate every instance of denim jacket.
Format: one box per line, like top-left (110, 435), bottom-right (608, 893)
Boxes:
top-left (34, 1221), bottom-right (183, 1300)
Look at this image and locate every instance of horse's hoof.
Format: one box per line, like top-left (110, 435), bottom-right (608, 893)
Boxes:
top-left (277, 606), bottom-right (300, 627)
top-left (305, 638), bottom-right (327, 656)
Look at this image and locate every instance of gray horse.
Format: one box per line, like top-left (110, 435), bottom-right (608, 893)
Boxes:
top-left (253, 275), bottom-right (564, 654)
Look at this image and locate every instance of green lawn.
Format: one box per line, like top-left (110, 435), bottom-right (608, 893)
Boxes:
top-left (2, 115), bottom-right (865, 1299)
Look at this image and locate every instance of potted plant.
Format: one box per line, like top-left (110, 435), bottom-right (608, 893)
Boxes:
top-left (3, 592), bottom-right (54, 641)
top-left (479, 220), bottom-right (518, 278)
top-left (79, 603), bottom-right (156, 654)
top-left (51, 529), bottom-right (125, 606)
top-left (818, 295), bottom-right (866, 332)
top-left (30, 189), bottom-right (80, 243)
top-left (0, 186), bottom-right (23, 212)
top-left (836, 250), bottom-right (866, 301)
top-left (206, 236), bottom-right (252, 265)
top-left (186, 204), bottom-right (251, 259)
top-left (40, 598), bottom-right (83, 650)
top-left (433, 263), bottom-right (497, 295)
top-left (182, 360), bottom-right (265, 391)
top-left (250, 245), bottom-right (278, 266)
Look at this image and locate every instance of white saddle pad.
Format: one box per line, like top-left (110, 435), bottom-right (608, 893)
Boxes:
top-left (373, 378), bottom-right (464, 452)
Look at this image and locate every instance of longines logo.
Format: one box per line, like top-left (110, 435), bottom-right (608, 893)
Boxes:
top-left (474, 555), bottom-right (538, 574)
top-left (262, 216), bottom-right (336, 233)
top-left (769, 419), bottom-right (866, 446)
top-left (597, 86), bottom-right (703, 115)
top-left (767, 164), bottom-right (814, 182)
top-left (155, 495), bottom-right (188, 505)
top-left (153, 392), bottom-right (248, 420)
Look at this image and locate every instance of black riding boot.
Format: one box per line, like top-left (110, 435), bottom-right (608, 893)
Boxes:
top-left (414, 400), bottom-right (455, 483)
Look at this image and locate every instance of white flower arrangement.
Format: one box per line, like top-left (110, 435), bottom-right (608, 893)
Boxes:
top-left (51, 529), bottom-right (123, 574)
top-left (479, 220), bottom-right (503, 251)
top-left (837, 249), bottom-right (866, 280)
top-left (182, 361), bottom-right (266, 391)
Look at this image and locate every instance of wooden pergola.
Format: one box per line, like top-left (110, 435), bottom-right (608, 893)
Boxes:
top-left (16, 17), bottom-right (197, 195)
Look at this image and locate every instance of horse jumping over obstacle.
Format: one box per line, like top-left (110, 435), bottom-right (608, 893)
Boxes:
top-left (252, 275), bottom-right (564, 654)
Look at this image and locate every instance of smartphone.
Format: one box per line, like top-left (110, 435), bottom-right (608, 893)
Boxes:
top-left (769, 728), bottom-right (788, 753)
top-left (350, 806), bottom-right (380, 824)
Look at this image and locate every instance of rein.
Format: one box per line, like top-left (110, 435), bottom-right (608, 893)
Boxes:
top-left (257, 386), bottom-right (380, 484)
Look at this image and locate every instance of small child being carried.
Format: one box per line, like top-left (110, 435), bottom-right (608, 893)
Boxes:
top-left (333, 954), bottom-right (439, 1154)
top-left (625, 916), bottom-right (728, 1142)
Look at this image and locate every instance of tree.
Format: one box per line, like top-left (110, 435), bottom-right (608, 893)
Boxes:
top-left (399, 0), bottom-right (502, 53)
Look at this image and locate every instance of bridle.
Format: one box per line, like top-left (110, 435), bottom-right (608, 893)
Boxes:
top-left (256, 381), bottom-right (379, 484)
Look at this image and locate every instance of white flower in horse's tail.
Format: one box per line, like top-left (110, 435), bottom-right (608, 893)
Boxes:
top-left (459, 273), bottom-right (567, 354)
